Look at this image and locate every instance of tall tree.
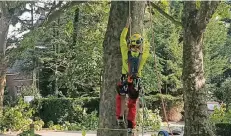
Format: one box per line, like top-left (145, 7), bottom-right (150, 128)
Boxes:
top-left (97, 1), bottom-right (145, 136)
top-left (0, 2), bottom-right (10, 115)
top-left (182, 1), bottom-right (219, 136)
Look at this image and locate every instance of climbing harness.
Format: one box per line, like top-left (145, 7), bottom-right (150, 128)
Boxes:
top-left (127, 51), bottom-right (142, 80)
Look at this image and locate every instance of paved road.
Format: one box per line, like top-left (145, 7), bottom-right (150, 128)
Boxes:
top-left (0, 131), bottom-right (156, 136)
top-left (0, 131), bottom-right (184, 136)
top-left (0, 122), bottom-right (184, 136)
top-left (37, 131), bottom-right (156, 136)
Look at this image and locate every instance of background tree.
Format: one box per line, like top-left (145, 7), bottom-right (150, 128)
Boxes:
top-left (182, 1), bottom-right (220, 136)
top-left (0, 1), bottom-right (9, 115)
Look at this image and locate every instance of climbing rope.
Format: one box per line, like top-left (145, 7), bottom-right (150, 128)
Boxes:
top-left (148, 1), bottom-right (173, 136)
top-left (129, 1), bottom-right (132, 37)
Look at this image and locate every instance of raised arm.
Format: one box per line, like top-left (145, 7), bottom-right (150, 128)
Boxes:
top-left (120, 18), bottom-right (131, 48)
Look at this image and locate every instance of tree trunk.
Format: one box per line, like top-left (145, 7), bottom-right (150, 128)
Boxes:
top-left (0, 1), bottom-right (10, 116)
top-left (182, 2), bottom-right (219, 136)
top-left (72, 7), bottom-right (79, 47)
top-left (128, 1), bottom-right (145, 129)
top-left (97, 1), bottom-right (145, 136)
top-left (129, 2), bottom-right (145, 35)
top-left (0, 2), bottom-right (9, 116)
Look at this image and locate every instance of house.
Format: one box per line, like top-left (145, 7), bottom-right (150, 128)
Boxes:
top-left (6, 60), bottom-right (33, 100)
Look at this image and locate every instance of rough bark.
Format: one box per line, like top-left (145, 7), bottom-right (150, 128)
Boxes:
top-left (0, 55), bottom-right (7, 116)
top-left (0, 2), bottom-right (10, 116)
top-left (182, 1), bottom-right (219, 136)
top-left (128, 1), bottom-right (145, 129)
top-left (129, 2), bottom-right (145, 35)
top-left (97, 1), bottom-right (145, 136)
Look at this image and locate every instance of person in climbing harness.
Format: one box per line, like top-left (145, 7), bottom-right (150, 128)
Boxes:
top-left (116, 17), bottom-right (150, 133)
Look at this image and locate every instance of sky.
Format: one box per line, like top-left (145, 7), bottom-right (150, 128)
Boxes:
top-left (8, 2), bottom-right (45, 39)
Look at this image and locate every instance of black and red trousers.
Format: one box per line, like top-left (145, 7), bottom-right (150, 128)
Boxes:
top-left (116, 75), bottom-right (141, 128)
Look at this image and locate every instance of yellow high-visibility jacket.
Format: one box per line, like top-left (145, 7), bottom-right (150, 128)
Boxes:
top-left (120, 28), bottom-right (150, 77)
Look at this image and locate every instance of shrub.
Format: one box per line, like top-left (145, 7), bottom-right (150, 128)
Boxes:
top-left (20, 85), bottom-right (41, 99)
top-left (215, 123), bottom-right (231, 136)
top-left (47, 110), bottom-right (98, 131)
top-left (210, 104), bottom-right (231, 135)
top-left (144, 94), bottom-right (183, 121)
top-left (0, 98), bottom-right (44, 132)
top-left (31, 97), bottom-right (99, 127)
top-left (210, 104), bottom-right (230, 124)
top-left (80, 110), bottom-right (98, 130)
top-left (137, 108), bottom-right (162, 131)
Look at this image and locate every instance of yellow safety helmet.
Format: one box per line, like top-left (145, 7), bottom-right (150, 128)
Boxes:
top-left (129, 33), bottom-right (143, 46)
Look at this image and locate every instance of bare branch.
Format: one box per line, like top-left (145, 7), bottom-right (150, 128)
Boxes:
top-left (42, 1), bottom-right (87, 26)
top-left (149, 2), bottom-right (182, 27)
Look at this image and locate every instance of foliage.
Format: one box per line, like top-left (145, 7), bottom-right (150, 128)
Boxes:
top-left (48, 110), bottom-right (98, 131)
top-left (143, 2), bottom-right (183, 97)
top-left (137, 108), bottom-right (162, 131)
top-left (211, 78), bottom-right (231, 106)
top-left (0, 98), bottom-right (44, 132)
top-left (3, 88), bottom-right (14, 107)
top-left (18, 131), bottom-right (41, 136)
top-left (10, 2), bottom-right (110, 98)
top-left (215, 123), bottom-right (231, 136)
top-left (19, 85), bottom-right (41, 99)
top-left (210, 103), bottom-right (231, 124)
top-left (203, 18), bottom-right (229, 80)
top-left (210, 105), bottom-right (227, 124)
top-left (31, 97), bottom-right (99, 127)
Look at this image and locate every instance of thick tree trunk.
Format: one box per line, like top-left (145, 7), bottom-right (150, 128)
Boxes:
top-left (97, 1), bottom-right (145, 136)
top-left (0, 1), bottom-right (10, 116)
top-left (182, 2), bottom-right (219, 136)
top-left (97, 2), bottom-right (129, 136)
top-left (0, 55), bottom-right (6, 116)
top-left (130, 2), bottom-right (145, 35)
top-left (128, 1), bottom-right (145, 129)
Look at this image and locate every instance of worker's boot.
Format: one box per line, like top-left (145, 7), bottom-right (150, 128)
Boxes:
top-left (117, 116), bottom-right (125, 128)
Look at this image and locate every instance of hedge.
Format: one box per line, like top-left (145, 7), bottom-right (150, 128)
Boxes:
top-left (30, 95), bottom-right (181, 127)
top-left (31, 97), bottom-right (99, 127)
top-left (215, 123), bottom-right (231, 136)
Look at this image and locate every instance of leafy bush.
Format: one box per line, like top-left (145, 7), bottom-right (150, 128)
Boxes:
top-left (210, 104), bottom-right (231, 124)
top-left (137, 108), bottom-right (162, 131)
top-left (210, 104), bottom-right (231, 135)
top-left (212, 78), bottom-right (231, 107)
top-left (33, 118), bottom-right (45, 131)
top-left (0, 98), bottom-right (44, 132)
top-left (215, 123), bottom-right (231, 136)
top-left (31, 97), bottom-right (99, 127)
top-left (20, 85), bottom-right (41, 99)
top-left (47, 110), bottom-right (98, 131)
top-left (80, 110), bottom-right (98, 130)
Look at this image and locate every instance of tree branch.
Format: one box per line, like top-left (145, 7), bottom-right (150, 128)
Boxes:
top-left (150, 2), bottom-right (183, 27)
top-left (197, 1), bottom-right (220, 30)
top-left (42, 1), bottom-right (87, 27)
top-left (43, 1), bottom-right (63, 22)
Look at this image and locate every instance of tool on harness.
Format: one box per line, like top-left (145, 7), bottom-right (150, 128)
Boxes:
top-left (117, 74), bottom-right (128, 95)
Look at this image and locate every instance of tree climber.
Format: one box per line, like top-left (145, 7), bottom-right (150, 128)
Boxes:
top-left (116, 17), bottom-right (150, 133)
